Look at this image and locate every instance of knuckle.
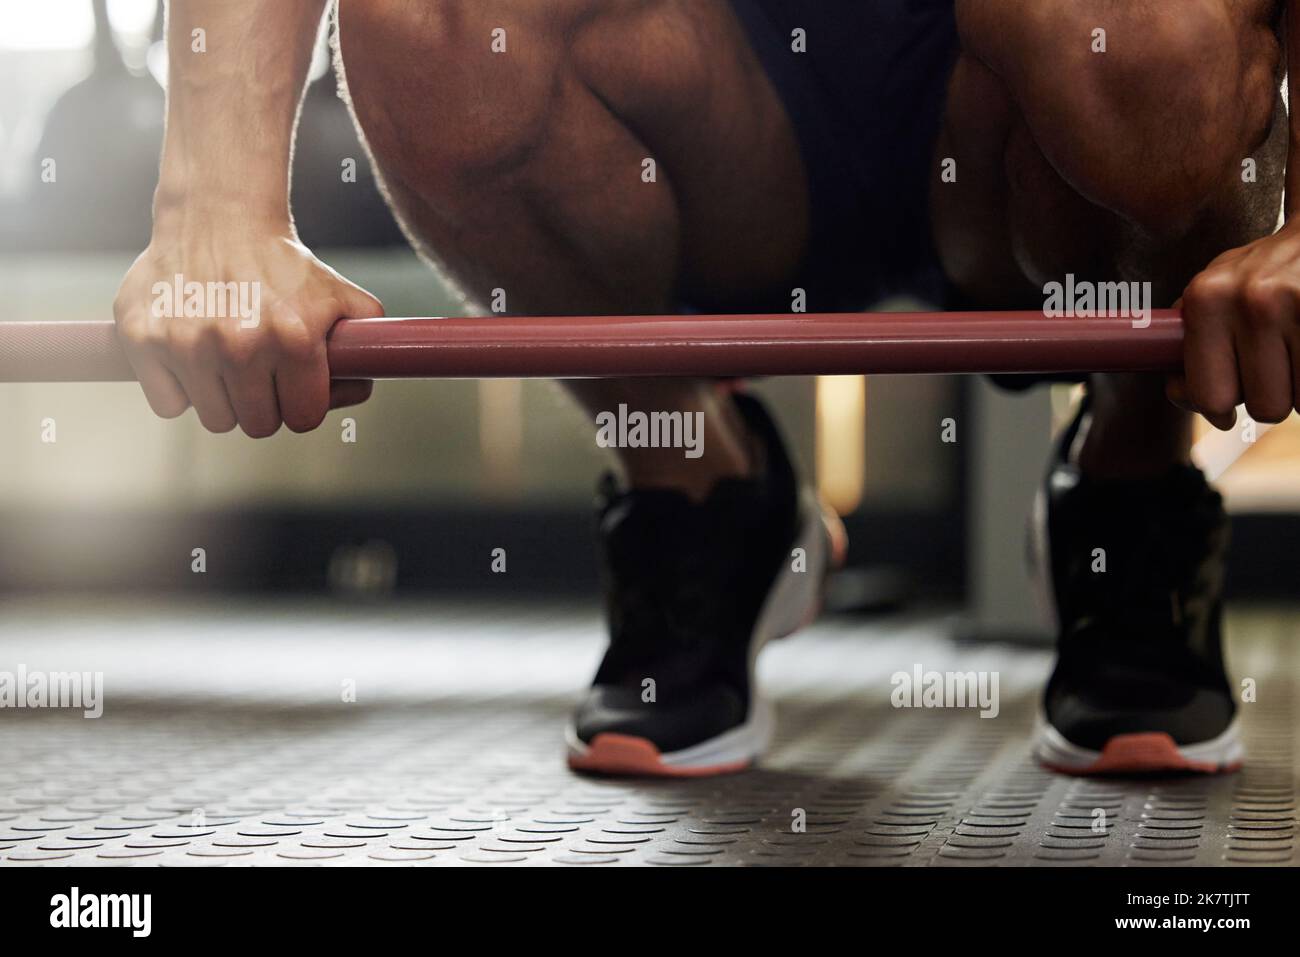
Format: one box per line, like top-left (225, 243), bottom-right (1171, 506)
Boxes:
top-left (215, 329), bottom-right (263, 369)
top-left (273, 322), bottom-right (325, 364)
top-left (111, 291), bottom-right (132, 324)
top-left (162, 317), bottom-right (208, 353)
top-left (1183, 271), bottom-right (1235, 313)
top-left (1238, 277), bottom-right (1284, 322)
top-left (118, 327), bottom-right (153, 355)
top-left (115, 311), bottom-right (156, 347)
top-left (286, 296), bottom-right (339, 330)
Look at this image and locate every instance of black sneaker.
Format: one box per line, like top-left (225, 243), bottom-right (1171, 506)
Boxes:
top-left (1030, 399), bottom-right (1241, 775)
top-left (566, 393), bottom-right (844, 776)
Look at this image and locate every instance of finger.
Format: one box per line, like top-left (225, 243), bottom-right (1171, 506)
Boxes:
top-left (337, 284), bottom-right (386, 321)
top-left (1186, 347), bottom-right (1240, 429)
top-left (127, 350), bottom-right (191, 419)
top-left (329, 379), bottom-right (374, 410)
top-left (273, 286), bottom-right (382, 432)
top-left (1236, 331), bottom-right (1294, 424)
top-left (115, 325), bottom-right (191, 419)
top-left (1182, 298), bottom-right (1241, 431)
top-left (224, 369), bottom-right (284, 439)
top-left (275, 346), bottom-right (331, 434)
top-left (168, 361), bottom-right (238, 434)
top-left (313, 288), bottom-right (382, 418)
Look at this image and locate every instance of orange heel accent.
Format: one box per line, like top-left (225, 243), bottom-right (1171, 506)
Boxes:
top-left (568, 733), bottom-right (750, 778)
top-left (1048, 732), bottom-right (1241, 776)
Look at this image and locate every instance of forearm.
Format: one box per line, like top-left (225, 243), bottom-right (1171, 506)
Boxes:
top-left (154, 0), bottom-right (331, 230)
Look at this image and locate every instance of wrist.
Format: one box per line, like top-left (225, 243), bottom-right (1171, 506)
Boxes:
top-left (153, 136), bottom-right (293, 233)
top-left (151, 183), bottom-right (293, 238)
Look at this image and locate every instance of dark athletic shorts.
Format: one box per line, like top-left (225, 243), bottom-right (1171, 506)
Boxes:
top-left (728, 0), bottom-right (960, 313)
top-left (730, 0), bottom-right (1077, 390)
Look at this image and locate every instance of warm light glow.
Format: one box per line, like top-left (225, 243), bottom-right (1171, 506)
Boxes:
top-left (478, 379), bottom-right (523, 497)
top-left (815, 375), bottom-right (866, 516)
top-left (1049, 383), bottom-right (1086, 432)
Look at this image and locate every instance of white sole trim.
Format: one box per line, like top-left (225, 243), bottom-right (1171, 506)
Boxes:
top-left (565, 697), bottom-right (775, 770)
top-left (1033, 714), bottom-right (1244, 771)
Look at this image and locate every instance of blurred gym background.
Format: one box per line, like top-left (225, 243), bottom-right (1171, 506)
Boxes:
top-left (1, 0), bottom-right (1297, 620)
top-left (2, 1), bottom-right (1299, 875)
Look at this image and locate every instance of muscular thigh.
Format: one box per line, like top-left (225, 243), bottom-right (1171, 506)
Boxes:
top-left (570, 1), bottom-right (810, 304)
top-left (935, 0), bottom-right (1286, 308)
top-left (336, 0), bottom-right (807, 311)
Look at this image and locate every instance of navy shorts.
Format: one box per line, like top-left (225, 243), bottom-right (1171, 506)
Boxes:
top-left (729, 0), bottom-right (960, 312)
top-left (730, 0), bottom-right (1079, 391)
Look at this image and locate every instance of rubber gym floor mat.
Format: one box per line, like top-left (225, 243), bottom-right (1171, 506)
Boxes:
top-left (0, 599), bottom-right (1294, 866)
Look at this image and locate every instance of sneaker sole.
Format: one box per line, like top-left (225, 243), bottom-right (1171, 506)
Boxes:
top-left (1033, 717), bottom-right (1244, 776)
top-left (566, 490), bottom-right (839, 777)
top-left (565, 699), bottom-right (774, 777)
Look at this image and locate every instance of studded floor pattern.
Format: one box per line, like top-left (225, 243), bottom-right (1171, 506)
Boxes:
top-left (0, 598), bottom-right (1295, 866)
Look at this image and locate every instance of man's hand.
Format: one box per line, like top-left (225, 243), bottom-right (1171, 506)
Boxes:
top-left (1176, 0), bottom-right (1300, 431)
top-left (114, 223), bottom-right (382, 437)
top-left (1172, 222), bottom-right (1300, 431)
top-left (115, 0), bottom-right (375, 436)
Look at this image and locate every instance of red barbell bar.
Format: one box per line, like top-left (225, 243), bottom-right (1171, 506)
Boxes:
top-left (0, 311), bottom-right (1183, 383)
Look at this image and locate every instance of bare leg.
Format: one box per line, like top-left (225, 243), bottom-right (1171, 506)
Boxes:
top-left (938, 0), bottom-right (1285, 478)
top-left (1078, 374), bottom-right (1194, 480)
top-left (335, 0), bottom-right (808, 499)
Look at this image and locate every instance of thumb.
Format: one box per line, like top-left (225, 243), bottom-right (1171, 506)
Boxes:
top-left (338, 283), bottom-right (386, 320)
top-left (323, 285), bottom-right (382, 411)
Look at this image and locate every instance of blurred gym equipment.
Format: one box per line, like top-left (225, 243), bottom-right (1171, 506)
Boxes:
top-left (22, 0), bottom-right (163, 252)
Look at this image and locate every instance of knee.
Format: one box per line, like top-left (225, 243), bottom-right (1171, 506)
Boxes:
top-left (979, 0), bottom-right (1281, 237)
top-left (336, 0), bottom-right (564, 185)
top-left (1079, 2), bottom-right (1277, 233)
